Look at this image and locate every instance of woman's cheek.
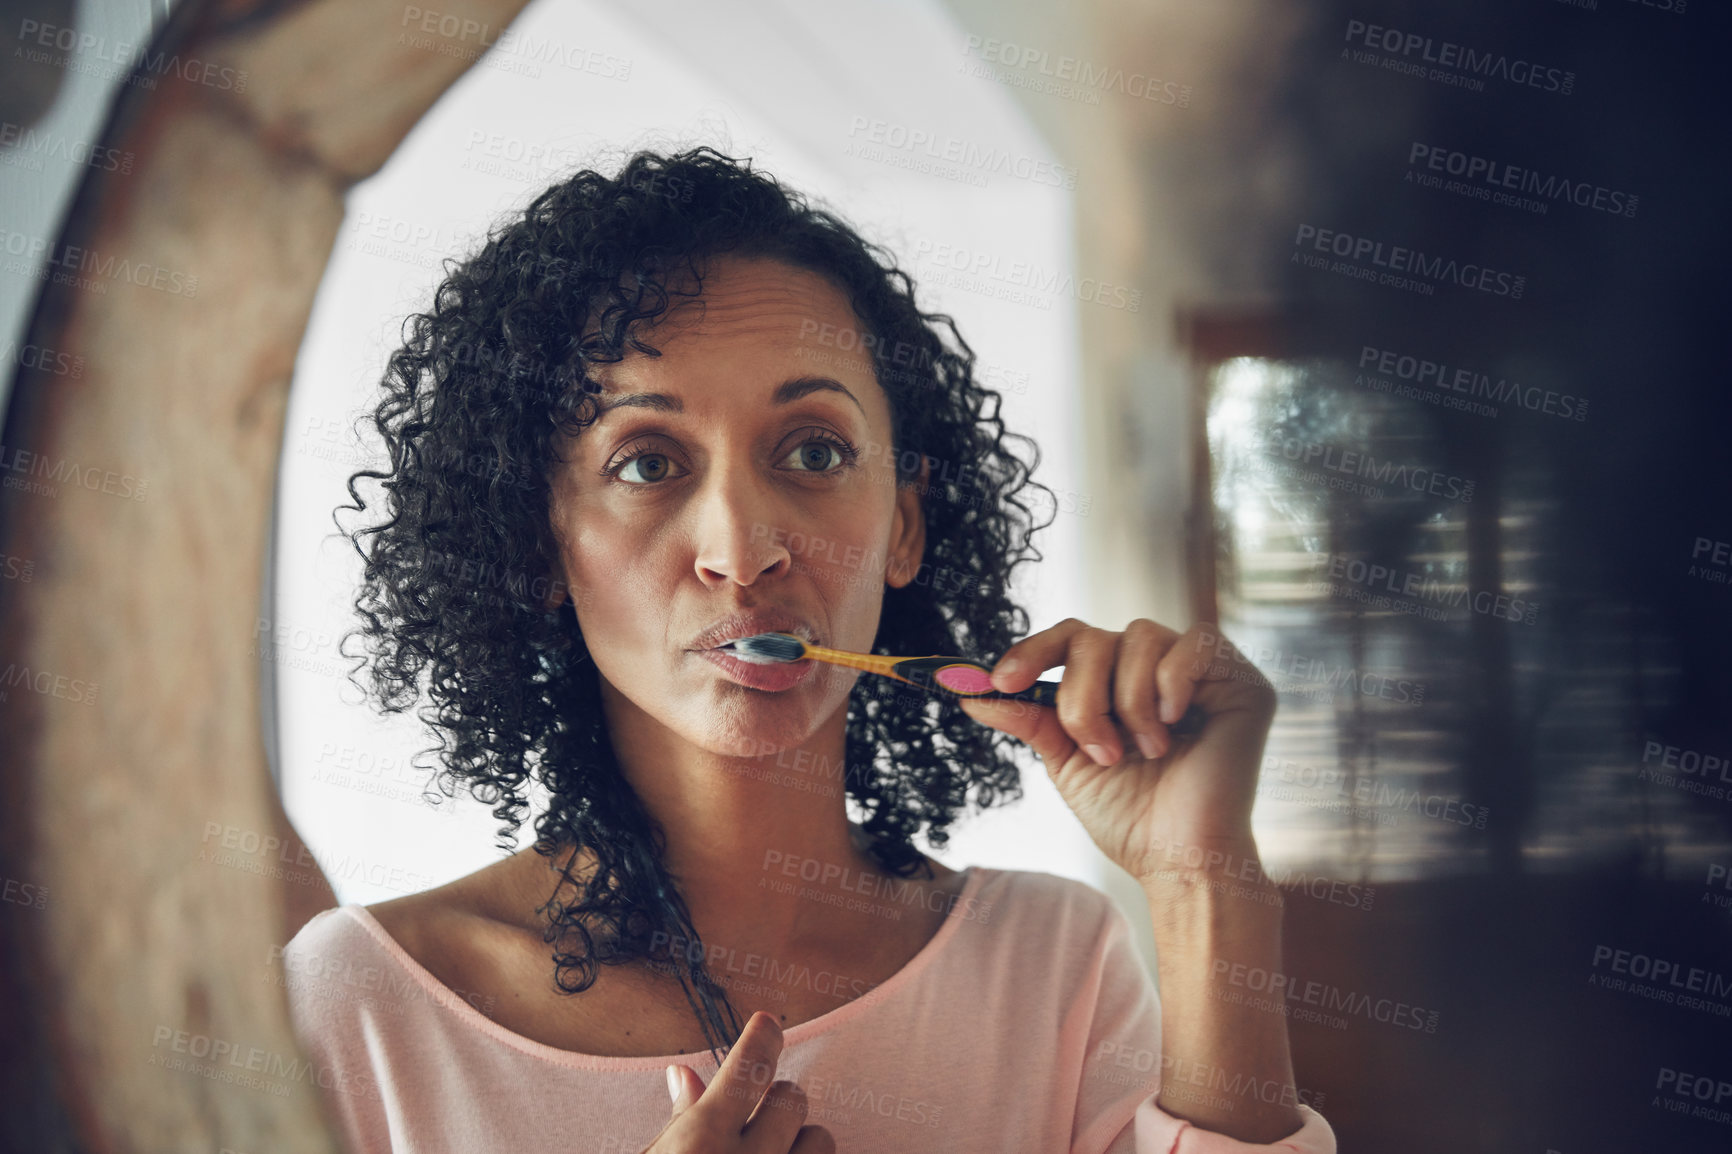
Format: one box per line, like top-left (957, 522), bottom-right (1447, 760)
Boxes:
top-left (804, 534), bottom-right (887, 593)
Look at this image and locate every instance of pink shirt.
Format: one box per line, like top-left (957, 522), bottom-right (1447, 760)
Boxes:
top-left (284, 866), bottom-right (1336, 1153)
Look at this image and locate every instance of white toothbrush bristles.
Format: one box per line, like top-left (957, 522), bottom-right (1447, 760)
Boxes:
top-left (721, 632), bottom-right (809, 664)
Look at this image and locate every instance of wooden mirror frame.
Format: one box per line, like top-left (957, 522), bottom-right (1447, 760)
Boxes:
top-left (0, 0), bottom-right (532, 1147)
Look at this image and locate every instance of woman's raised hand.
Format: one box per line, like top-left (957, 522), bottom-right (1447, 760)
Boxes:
top-left (958, 618), bottom-right (1279, 884)
top-left (641, 1012), bottom-right (835, 1154)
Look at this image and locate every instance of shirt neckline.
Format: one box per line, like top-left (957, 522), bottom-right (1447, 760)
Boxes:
top-left (342, 863), bottom-right (989, 1071)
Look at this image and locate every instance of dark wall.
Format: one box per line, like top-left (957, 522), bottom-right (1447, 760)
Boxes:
top-left (1242, 4), bottom-right (1732, 1149)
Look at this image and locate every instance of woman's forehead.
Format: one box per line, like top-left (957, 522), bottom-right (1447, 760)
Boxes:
top-left (586, 258), bottom-right (881, 393)
top-left (640, 257), bottom-right (858, 340)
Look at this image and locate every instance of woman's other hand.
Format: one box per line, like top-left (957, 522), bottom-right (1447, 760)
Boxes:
top-left (958, 619), bottom-right (1278, 885)
top-left (641, 1012), bottom-right (835, 1154)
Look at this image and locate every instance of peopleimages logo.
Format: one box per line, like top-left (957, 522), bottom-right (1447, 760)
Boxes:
top-left (845, 117), bottom-right (1078, 190)
top-left (0, 229), bottom-right (198, 298)
top-left (1638, 739), bottom-right (1732, 802)
top-left (1293, 223), bottom-right (1525, 299)
top-left (0, 444), bottom-right (148, 502)
top-left (1194, 629), bottom-right (1428, 707)
top-left (1261, 753), bottom-right (1492, 830)
top-left (149, 1025), bottom-right (379, 1100)
top-left (1211, 958), bottom-right (1440, 1033)
top-left (0, 121), bottom-right (133, 174)
top-left (1653, 1066), bottom-right (1732, 1129)
top-left (1342, 19), bottom-right (1575, 96)
top-left (1406, 143), bottom-right (1638, 219)
top-left (1311, 550), bottom-right (1537, 628)
top-left (1264, 434), bottom-right (1476, 504)
top-left (397, 7), bottom-right (633, 79)
top-left (1688, 536), bottom-right (1731, 588)
top-left (15, 19), bottom-right (248, 92)
top-left (909, 237), bottom-right (1141, 312)
top-left (1357, 345), bottom-right (1588, 422)
top-left (1589, 944), bottom-right (1732, 1017)
top-left (1, 338), bottom-right (84, 380)
top-left (959, 35), bottom-right (1192, 107)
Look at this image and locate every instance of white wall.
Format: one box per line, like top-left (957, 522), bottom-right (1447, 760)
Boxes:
top-left (0, 0), bottom-right (161, 421)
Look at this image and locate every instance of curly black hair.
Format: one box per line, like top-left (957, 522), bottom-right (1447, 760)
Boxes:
top-left (335, 146), bottom-right (1059, 1065)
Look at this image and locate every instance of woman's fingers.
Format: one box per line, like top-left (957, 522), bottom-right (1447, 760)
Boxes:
top-left (1052, 625), bottom-right (1126, 766)
top-left (1164, 624), bottom-right (1276, 723)
top-left (956, 693), bottom-right (1074, 770)
top-left (989, 617), bottom-right (1124, 763)
top-left (788, 1124), bottom-right (837, 1154)
top-left (666, 1064), bottom-right (698, 1114)
top-left (988, 617), bottom-right (1193, 768)
top-left (644, 1013), bottom-right (830, 1153)
top-left (987, 617), bottom-right (1089, 692)
top-left (1154, 627), bottom-right (1211, 728)
top-left (1114, 618), bottom-right (1182, 760)
top-left (742, 1080), bottom-right (811, 1153)
top-left (708, 1011), bottom-right (787, 1134)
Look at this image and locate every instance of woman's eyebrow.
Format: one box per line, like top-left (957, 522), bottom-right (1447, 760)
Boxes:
top-left (595, 376), bottom-right (865, 417)
top-left (595, 391), bottom-right (682, 416)
top-left (772, 375), bottom-right (865, 414)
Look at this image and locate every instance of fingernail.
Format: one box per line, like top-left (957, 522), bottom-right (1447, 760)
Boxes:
top-left (1159, 699), bottom-right (1180, 725)
top-left (666, 1065), bottom-right (681, 1103)
top-left (1084, 743), bottom-right (1115, 766)
top-left (1137, 733), bottom-right (1161, 760)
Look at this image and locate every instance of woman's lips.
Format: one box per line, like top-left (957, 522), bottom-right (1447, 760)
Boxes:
top-left (694, 647), bottom-right (816, 691)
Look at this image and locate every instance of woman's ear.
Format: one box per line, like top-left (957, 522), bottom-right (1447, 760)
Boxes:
top-left (885, 454), bottom-right (929, 589)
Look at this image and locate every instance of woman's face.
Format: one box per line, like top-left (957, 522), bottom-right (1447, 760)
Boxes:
top-left (545, 256), bottom-right (926, 758)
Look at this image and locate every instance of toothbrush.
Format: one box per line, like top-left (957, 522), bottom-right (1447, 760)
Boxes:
top-left (719, 632), bottom-right (1207, 739)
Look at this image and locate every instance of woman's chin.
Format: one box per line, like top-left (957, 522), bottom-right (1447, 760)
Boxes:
top-left (689, 696), bottom-right (839, 761)
top-left (704, 718), bottom-right (811, 758)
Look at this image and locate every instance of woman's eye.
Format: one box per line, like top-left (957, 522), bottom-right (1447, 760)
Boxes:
top-left (607, 435), bottom-right (853, 484)
top-left (783, 438), bottom-right (850, 473)
top-left (614, 452), bottom-right (685, 484)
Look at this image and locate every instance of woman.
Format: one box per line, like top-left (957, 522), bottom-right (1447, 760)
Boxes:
top-left (285, 147), bottom-right (1335, 1153)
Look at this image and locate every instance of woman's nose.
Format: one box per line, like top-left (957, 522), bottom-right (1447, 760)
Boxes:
top-left (689, 466), bottom-right (793, 587)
